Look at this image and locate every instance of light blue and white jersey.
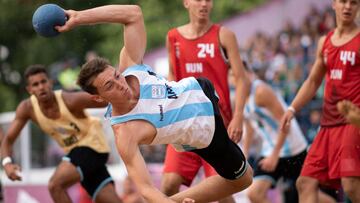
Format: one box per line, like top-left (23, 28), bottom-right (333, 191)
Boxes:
top-left (105, 64), bottom-right (215, 152)
top-left (244, 80), bottom-right (308, 157)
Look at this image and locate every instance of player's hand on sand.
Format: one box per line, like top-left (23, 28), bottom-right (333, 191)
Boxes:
top-left (337, 100), bottom-right (360, 127)
top-left (4, 163), bottom-right (22, 181)
top-left (182, 198), bottom-right (195, 203)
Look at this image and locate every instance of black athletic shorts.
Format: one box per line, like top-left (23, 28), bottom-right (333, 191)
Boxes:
top-left (191, 78), bottom-right (248, 180)
top-left (63, 147), bottom-right (113, 200)
top-left (254, 150), bottom-right (307, 187)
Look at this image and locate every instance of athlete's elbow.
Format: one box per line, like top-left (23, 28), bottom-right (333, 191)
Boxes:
top-left (128, 5), bottom-right (143, 24)
top-left (137, 185), bottom-right (162, 202)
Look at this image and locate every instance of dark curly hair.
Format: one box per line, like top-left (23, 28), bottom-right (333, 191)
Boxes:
top-left (77, 57), bottom-right (111, 94)
top-left (24, 64), bottom-right (48, 83)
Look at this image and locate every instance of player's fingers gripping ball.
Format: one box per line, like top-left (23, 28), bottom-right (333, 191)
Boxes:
top-left (32, 4), bottom-right (67, 37)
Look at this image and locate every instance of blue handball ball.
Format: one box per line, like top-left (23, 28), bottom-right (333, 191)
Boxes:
top-left (32, 4), bottom-right (67, 37)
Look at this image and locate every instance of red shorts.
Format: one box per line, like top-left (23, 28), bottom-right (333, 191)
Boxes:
top-left (301, 124), bottom-right (360, 188)
top-left (163, 145), bottom-right (217, 186)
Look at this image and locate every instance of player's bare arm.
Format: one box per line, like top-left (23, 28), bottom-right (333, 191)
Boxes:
top-left (219, 26), bottom-right (250, 143)
top-left (63, 91), bottom-right (108, 117)
top-left (255, 84), bottom-right (287, 172)
top-left (242, 119), bottom-right (255, 159)
top-left (1, 100), bottom-right (33, 181)
top-left (113, 121), bottom-right (176, 203)
top-left (56, 5), bottom-right (146, 69)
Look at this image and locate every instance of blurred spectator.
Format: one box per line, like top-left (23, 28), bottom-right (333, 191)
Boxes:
top-left (58, 67), bottom-right (80, 91)
top-left (49, 57), bottom-right (80, 91)
top-left (120, 176), bottom-right (145, 203)
top-left (244, 32), bottom-right (269, 80)
top-left (245, 5), bottom-right (335, 88)
top-left (306, 6), bottom-right (322, 34)
top-left (319, 9), bottom-right (336, 34)
top-left (58, 57), bottom-right (80, 91)
top-left (50, 51), bottom-right (102, 92)
top-left (283, 63), bottom-right (303, 103)
top-left (306, 109), bottom-right (321, 143)
top-left (243, 5), bottom-right (335, 135)
top-left (85, 50), bottom-right (99, 63)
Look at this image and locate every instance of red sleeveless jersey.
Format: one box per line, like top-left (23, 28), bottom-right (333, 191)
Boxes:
top-left (167, 24), bottom-right (232, 125)
top-left (321, 30), bottom-right (360, 126)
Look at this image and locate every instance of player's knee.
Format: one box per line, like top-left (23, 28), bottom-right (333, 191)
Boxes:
top-left (233, 166), bottom-right (253, 191)
top-left (296, 176), bottom-right (317, 193)
top-left (247, 194), bottom-right (263, 203)
top-left (48, 179), bottom-right (60, 194)
top-left (48, 176), bottom-right (66, 193)
top-left (243, 166), bottom-right (253, 188)
top-left (247, 187), bottom-right (265, 203)
top-left (341, 177), bottom-right (359, 198)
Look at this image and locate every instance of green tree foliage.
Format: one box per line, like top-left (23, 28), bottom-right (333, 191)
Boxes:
top-left (0, 0), bottom-right (265, 112)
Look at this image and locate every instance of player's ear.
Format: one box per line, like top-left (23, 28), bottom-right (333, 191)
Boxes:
top-left (183, 0), bottom-right (189, 8)
top-left (332, 0), bottom-right (336, 10)
top-left (91, 95), bottom-right (105, 103)
top-left (26, 84), bottom-right (33, 95)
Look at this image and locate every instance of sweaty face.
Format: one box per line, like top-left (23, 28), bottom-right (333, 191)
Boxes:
top-left (26, 73), bottom-right (53, 101)
top-left (333, 0), bottom-right (360, 23)
top-left (92, 67), bottom-right (131, 103)
top-left (185, 0), bottom-right (213, 20)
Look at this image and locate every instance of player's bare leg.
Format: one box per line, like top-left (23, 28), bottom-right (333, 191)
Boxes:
top-left (296, 176), bottom-right (319, 203)
top-left (219, 196), bottom-right (236, 203)
top-left (95, 183), bottom-right (123, 203)
top-left (341, 177), bottom-right (360, 203)
top-left (48, 161), bottom-right (80, 203)
top-left (170, 167), bottom-right (253, 203)
top-left (318, 190), bottom-right (336, 203)
top-left (247, 179), bottom-right (272, 203)
top-left (161, 173), bottom-right (184, 195)
top-left (162, 172), bottom-right (235, 203)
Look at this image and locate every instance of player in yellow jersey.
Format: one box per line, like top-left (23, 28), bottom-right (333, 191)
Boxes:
top-left (1, 65), bottom-right (122, 203)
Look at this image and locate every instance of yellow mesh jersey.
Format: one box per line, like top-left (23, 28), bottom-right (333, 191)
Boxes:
top-left (30, 90), bottom-right (110, 153)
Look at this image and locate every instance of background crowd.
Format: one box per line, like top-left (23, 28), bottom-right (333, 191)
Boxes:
top-left (239, 5), bottom-right (335, 144)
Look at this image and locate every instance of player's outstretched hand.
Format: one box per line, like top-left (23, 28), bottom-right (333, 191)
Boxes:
top-left (4, 163), bottom-right (22, 181)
